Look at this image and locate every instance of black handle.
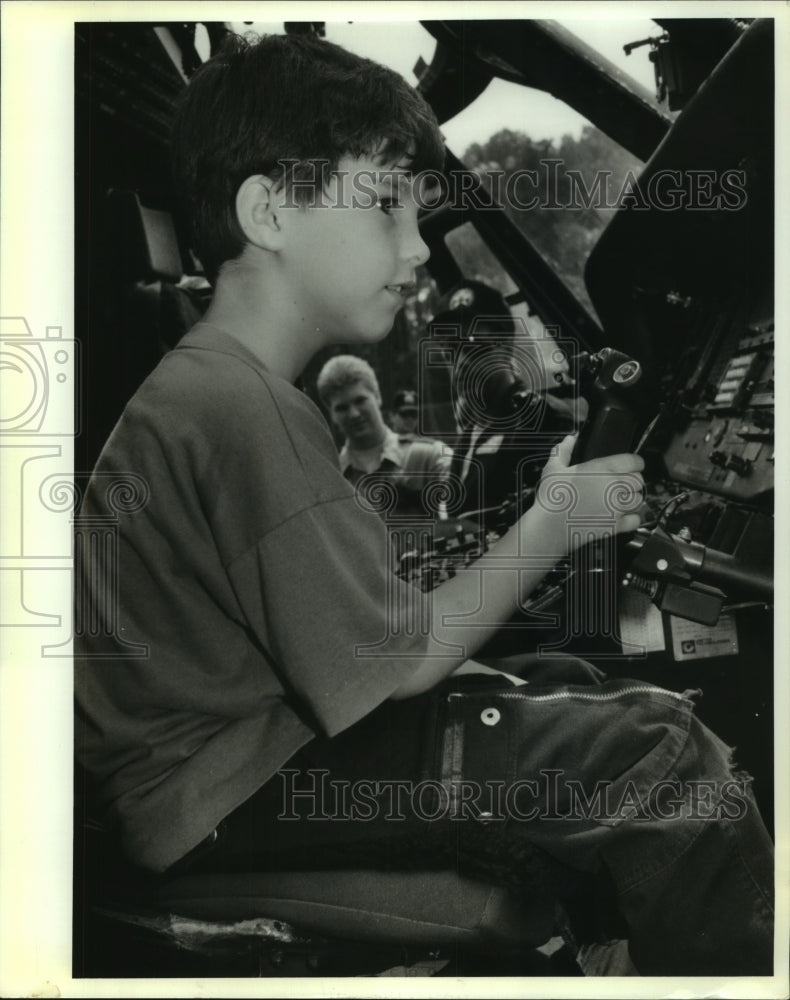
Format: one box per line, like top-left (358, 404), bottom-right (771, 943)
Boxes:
top-left (571, 393), bottom-right (642, 463)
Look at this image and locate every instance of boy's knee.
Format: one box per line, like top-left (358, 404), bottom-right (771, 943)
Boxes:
top-left (672, 712), bottom-right (740, 785)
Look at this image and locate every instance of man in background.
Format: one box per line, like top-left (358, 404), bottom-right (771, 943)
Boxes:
top-left (317, 355), bottom-right (451, 517)
top-left (389, 388), bottom-right (421, 438)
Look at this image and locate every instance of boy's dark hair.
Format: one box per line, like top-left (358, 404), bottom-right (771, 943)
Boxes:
top-left (172, 32), bottom-right (445, 283)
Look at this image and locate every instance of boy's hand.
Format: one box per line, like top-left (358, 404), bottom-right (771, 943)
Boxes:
top-left (534, 433), bottom-right (645, 550)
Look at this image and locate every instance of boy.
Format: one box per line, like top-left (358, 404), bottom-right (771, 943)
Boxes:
top-left (75, 32), bottom-right (773, 975)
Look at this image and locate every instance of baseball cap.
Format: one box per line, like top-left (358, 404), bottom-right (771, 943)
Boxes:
top-left (429, 280), bottom-right (515, 342)
top-left (392, 389), bottom-right (419, 412)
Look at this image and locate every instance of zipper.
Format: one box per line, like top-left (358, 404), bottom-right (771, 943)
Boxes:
top-left (449, 684), bottom-right (695, 705)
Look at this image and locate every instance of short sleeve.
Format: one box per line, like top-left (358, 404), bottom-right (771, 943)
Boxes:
top-left (226, 497), bottom-right (431, 737)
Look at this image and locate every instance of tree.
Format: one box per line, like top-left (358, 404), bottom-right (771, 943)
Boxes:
top-left (462, 125), bottom-right (643, 312)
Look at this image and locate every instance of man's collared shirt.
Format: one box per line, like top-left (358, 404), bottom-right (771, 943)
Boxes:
top-left (340, 426), bottom-right (413, 481)
top-left (339, 426), bottom-right (452, 516)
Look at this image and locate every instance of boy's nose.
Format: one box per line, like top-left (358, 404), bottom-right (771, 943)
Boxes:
top-left (401, 214), bottom-right (430, 267)
top-left (412, 230), bottom-right (431, 268)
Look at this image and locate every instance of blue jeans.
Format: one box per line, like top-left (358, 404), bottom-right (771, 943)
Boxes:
top-left (441, 676), bottom-right (774, 975)
top-left (177, 661), bottom-right (774, 976)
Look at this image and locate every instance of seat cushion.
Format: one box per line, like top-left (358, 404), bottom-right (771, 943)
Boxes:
top-left (124, 869), bottom-right (555, 948)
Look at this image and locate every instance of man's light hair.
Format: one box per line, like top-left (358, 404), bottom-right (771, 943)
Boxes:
top-left (317, 355), bottom-right (381, 406)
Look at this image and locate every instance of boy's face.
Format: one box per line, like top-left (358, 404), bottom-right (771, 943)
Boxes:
top-left (328, 380), bottom-right (387, 448)
top-left (277, 155), bottom-right (430, 345)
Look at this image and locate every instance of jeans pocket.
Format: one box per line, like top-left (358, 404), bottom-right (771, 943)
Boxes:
top-left (428, 686), bottom-right (521, 825)
top-left (451, 681), bottom-right (704, 869)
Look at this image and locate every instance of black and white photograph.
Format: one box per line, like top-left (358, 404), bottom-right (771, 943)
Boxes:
top-left (1, 3), bottom-right (788, 996)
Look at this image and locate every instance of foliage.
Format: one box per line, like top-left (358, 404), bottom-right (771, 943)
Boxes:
top-left (463, 124), bottom-right (643, 311)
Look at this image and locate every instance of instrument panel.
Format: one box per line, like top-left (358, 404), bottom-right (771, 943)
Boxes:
top-left (662, 317), bottom-right (774, 504)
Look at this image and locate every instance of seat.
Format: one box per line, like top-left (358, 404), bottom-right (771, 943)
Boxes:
top-left (74, 815), bottom-right (576, 977)
top-left (106, 867), bottom-right (553, 942)
top-left (106, 188), bottom-right (209, 352)
top-left (86, 189), bottom-right (209, 460)
top-left (83, 871), bottom-right (569, 977)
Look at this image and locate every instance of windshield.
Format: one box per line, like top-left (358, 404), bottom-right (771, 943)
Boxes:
top-left (440, 18), bottom-right (659, 152)
top-left (435, 18), bottom-right (658, 318)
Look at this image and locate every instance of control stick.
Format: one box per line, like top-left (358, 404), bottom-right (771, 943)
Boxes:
top-left (570, 348), bottom-right (644, 463)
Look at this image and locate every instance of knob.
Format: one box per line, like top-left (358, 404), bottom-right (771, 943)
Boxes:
top-left (725, 454), bottom-right (752, 477)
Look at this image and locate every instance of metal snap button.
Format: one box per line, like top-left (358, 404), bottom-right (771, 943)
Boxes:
top-left (481, 707), bottom-right (501, 726)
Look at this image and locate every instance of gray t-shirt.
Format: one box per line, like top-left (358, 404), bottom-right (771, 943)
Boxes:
top-left (76, 324), bottom-right (428, 872)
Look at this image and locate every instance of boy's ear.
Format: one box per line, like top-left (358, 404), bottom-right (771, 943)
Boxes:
top-left (235, 175), bottom-right (286, 251)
